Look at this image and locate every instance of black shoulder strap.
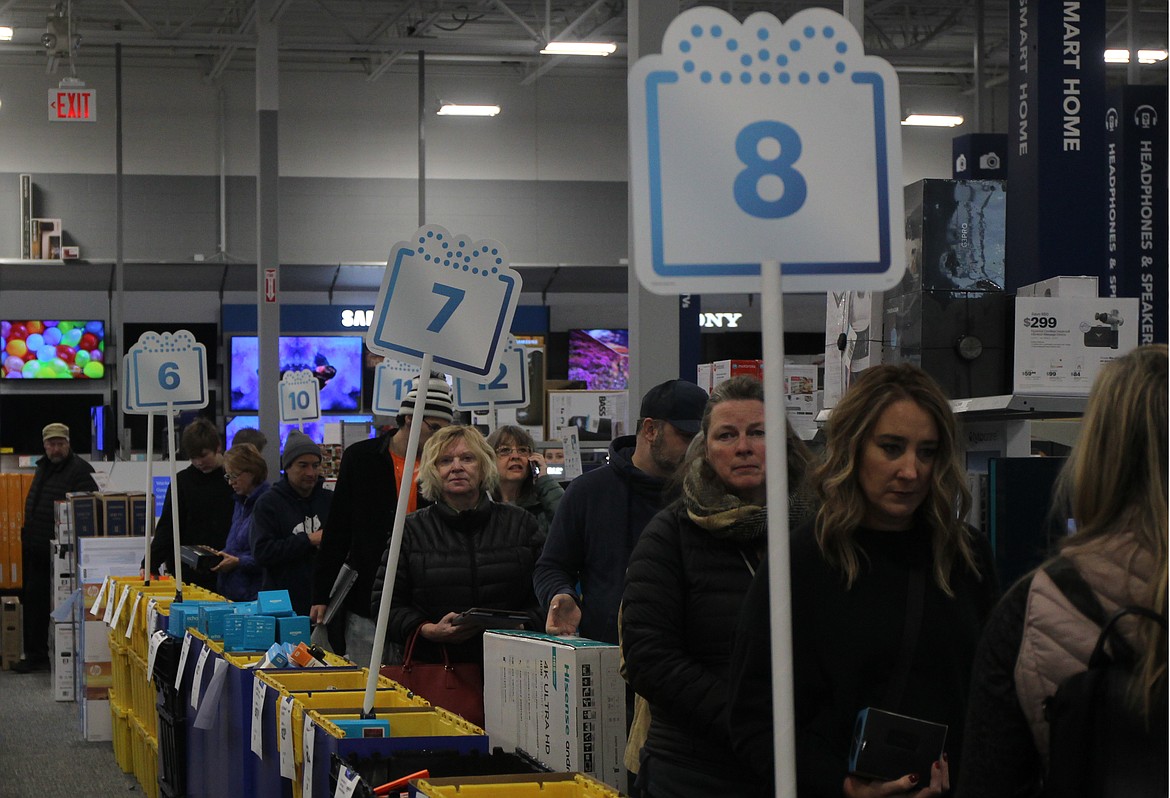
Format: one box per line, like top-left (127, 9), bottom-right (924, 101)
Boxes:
top-left (1043, 558), bottom-right (1108, 626)
top-left (883, 568), bottom-right (926, 710)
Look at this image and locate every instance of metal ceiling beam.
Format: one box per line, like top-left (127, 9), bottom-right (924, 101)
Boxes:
top-left (493, 0), bottom-right (543, 43)
top-left (117, 0), bottom-right (161, 37)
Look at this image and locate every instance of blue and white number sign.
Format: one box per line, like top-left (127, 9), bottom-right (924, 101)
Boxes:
top-left (126, 331), bottom-right (209, 410)
top-left (278, 369), bottom-right (322, 424)
top-left (370, 358), bottom-right (424, 416)
top-left (366, 224), bottom-right (522, 379)
top-left (629, 7), bottom-right (904, 293)
top-left (453, 335), bottom-right (529, 409)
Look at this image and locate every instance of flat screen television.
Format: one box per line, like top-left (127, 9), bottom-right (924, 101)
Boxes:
top-left (568, 328), bottom-right (628, 390)
top-left (0, 393), bottom-right (103, 454)
top-left (2, 320), bottom-right (106, 379)
top-left (229, 335), bottom-right (363, 412)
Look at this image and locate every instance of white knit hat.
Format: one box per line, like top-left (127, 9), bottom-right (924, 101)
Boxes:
top-left (399, 376), bottom-right (455, 422)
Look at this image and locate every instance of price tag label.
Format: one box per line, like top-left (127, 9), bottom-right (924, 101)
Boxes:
top-left (278, 369), bottom-right (322, 424)
top-left (108, 584), bottom-right (131, 627)
top-left (190, 645), bottom-right (211, 710)
top-left (279, 696), bottom-right (296, 779)
top-left (628, 6), bottom-right (904, 294)
top-left (127, 330), bottom-right (209, 409)
top-left (124, 592), bottom-right (143, 639)
top-left (334, 766), bottom-right (360, 798)
top-left (366, 224), bottom-right (522, 380)
top-left (147, 630), bottom-right (167, 685)
top-left (302, 711), bottom-right (316, 797)
top-left (175, 632), bottom-right (192, 690)
top-left (193, 658), bottom-right (228, 730)
top-left (250, 679), bottom-right (268, 758)
top-left (453, 335), bottom-right (529, 409)
top-left (370, 359), bottom-right (423, 416)
top-left (92, 577), bottom-right (109, 616)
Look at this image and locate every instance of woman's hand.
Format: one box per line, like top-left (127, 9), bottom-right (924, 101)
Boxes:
top-left (418, 612), bottom-right (480, 644)
top-left (211, 551), bottom-right (239, 573)
top-left (528, 451), bottom-right (548, 475)
top-left (843, 758), bottom-right (949, 798)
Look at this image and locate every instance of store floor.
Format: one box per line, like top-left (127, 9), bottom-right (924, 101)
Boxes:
top-left (0, 667), bottom-right (140, 797)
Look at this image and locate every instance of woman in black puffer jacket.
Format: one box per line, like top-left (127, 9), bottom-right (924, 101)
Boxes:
top-left (370, 425), bottom-right (545, 670)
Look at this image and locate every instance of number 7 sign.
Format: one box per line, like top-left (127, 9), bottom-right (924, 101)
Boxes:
top-left (365, 224), bottom-right (523, 380)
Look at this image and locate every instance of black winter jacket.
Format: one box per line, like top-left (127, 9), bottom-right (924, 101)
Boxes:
top-left (311, 429), bottom-right (430, 618)
top-left (621, 501), bottom-right (765, 788)
top-left (250, 476), bottom-right (332, 616)
top-left (148, 463), bottom-right (236, 590)
top-left (371, 494), bottom-right (545, 665)
top-left (532, 435), bottom-right (671, 644)
top-left (22, 452), bottom-right (98, 550)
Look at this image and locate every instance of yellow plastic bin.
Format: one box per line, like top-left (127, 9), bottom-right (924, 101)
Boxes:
top-left (128, 647), bottom-right (156, 739)
top-left (409, 773), bottom-right (623, 797)
top-left (130, 713), bottom-right (159, 798)
top-left (110, 690), bottom-right (134, 774)
top-left (304, 707), bottom-right (489, 798)
top-left (110, 636), bottom-right (133, 707)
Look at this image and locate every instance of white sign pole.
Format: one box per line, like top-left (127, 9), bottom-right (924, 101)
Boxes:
top-left (761, 260), bottom-right (796, 798)
top-left (165, 407), bottom-right (184, 600)
top-left (144, 411), bottom-right (155, 583)
top-left (364, 352), bottom-right (433, 715)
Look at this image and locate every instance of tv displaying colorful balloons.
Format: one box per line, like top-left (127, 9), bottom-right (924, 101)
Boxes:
top-left (2, 320), bottom-right (106, 379)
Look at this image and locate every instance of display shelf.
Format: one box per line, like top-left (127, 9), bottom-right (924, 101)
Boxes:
top-left (816, 393), bottom-right (1087, 425)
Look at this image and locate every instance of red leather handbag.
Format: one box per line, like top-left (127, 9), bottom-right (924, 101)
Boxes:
top-left (380, 627), bottom-right (485, 728)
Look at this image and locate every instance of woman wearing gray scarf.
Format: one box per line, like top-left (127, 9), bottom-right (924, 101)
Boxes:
top-left (620, 375), bottom-right (813, 798)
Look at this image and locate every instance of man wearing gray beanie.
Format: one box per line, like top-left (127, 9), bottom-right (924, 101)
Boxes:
top-left (249, 429), bottom-right (332, 617)
top-left (311, 373), bottom-right (455, 664)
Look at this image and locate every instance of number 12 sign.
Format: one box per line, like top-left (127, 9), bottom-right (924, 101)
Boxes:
top-left (366, 224), bottom-right (523, 380)
top-left (628, 6), bottom-right (904, 294)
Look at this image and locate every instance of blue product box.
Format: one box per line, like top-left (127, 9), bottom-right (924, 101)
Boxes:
top-left (277, 615), bottom-right (311, 646)
top-left (262, 642), bottom-right (289, 669)
top-left (200, 604), bottom-right (236, 640)
top-left (243, 615), bottom-right (277, 651)
top-left (167, 601), bottom-right (216, 637)
top-left (68, 492), bottom-right (102, 537)
top-left (256, 590), bottom-right (294, 617)
top-left (331, 718), bottom-right (391, 738)
top-left (232, 600), bottom-right (259, 616)
top-left (100, 494), bottom-right (130, 536)
top-left (223, 615), bottom-right (248, 652)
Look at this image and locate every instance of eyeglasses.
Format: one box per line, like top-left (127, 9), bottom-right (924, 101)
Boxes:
top-left (224, 472), bottom-right (242, 482)
top-left (419, 418), bottom-right (447, 433)
top-left (437, 453), bottom-right (479, 467)
top-left (495, 446), bottom-right (532, 457)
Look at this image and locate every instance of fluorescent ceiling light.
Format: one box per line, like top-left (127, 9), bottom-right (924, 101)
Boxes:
top-left (437, 104), bottom-right (500, 117)
top-left (540, 41), bottom-right (616, 56)
top-left (901, 114), bottom-right (964, 128)
top-left (1105, 48), bottom-right (1169, 64)
top-left (0, 26), bottom-right (13, 41)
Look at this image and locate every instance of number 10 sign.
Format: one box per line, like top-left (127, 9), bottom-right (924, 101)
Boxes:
top-left (279, 370), bottom-right (322, 424)
top-left (628, 6), bottom-right (904, 294)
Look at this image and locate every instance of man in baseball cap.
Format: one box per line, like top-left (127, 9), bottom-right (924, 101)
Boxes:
top-left (310, 373), bottom-right (456, 665)
top-left (14, 422), bottom-right (98, 673)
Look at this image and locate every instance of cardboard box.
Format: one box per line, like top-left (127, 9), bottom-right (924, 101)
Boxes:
top-left (824, 289), bottom-right (885, 409)
top-left (483, 630), bottom-right (626, 792)
top-left (82, 697), bottom-right (112, 741)
top-left (1013, 297), bottom-right (1140, 395)
top-left (2, 596), bottom-right (22, 668)
top-left (127, 493), bottom-right (148, 536)
top-left (1016, 275), bottom-right (1099, 298)
top-left (54, 622), bottom-right (75, 701)
top-left (69, 492), bottom-right (102, 537)
top-left (711, 359), bottom-right (764, 387)
top-left (99, 493), bottom-right (130, 536)
top-left (548, 391), bottom-right (629, 443)
top-left (51, 539), bottom-right (75, 609)
top-left (695, 362), bottom-right (713, 394)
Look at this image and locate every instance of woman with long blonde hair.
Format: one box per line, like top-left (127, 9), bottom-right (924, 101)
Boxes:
top-left (958, 344), bottom-right (1168, 796)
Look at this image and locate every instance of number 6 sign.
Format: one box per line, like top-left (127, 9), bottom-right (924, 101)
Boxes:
top-left (365, 224), bottom-right (523, 379)
top-left (126, 331), bottom-right (209, 410)
top-left (628, 6), bottom-right (904, 294)
top-left (279, 369), bottom-right (322, 424)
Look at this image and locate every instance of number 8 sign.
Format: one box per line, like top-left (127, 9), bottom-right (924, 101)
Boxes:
top-left (366, 224), bottom-right (523, 379)
top-left (628, 6), bottom-right (905, 294)
top-left (126, 331), bottom-right (209, 409)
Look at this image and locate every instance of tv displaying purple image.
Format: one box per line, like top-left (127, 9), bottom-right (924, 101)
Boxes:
top-left (568, 329), bottom-right (629, 390)
top-left (230, 336), bottom-right (362, 412)
top-left (226, 415), bottom-right (375, 449)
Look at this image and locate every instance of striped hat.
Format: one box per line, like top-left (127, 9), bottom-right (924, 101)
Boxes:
top-left (399, 376), bottom-right (455, 422)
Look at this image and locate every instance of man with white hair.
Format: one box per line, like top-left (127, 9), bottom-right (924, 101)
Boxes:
top-left (13, 423), bottom-right (98, 673)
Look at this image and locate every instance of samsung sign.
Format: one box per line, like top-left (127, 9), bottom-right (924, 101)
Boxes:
top-left (341, 309), bottom-right (375, 327)
top-left (223, 304), bottom-right (548, 333)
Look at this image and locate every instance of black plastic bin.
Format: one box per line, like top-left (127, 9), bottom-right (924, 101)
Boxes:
top-left (152, 636), bottom-right (187, 798)
top-left (329, 747), bottom-right (549, 798)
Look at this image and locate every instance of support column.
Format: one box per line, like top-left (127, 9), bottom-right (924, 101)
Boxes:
top-left (628, 0), bottom-right (682, 413)
top-left (256, 0), bottom-right (281, 477)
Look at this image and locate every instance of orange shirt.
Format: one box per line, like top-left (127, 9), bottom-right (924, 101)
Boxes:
top-left (390, 451), bottom-right (420, 513)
